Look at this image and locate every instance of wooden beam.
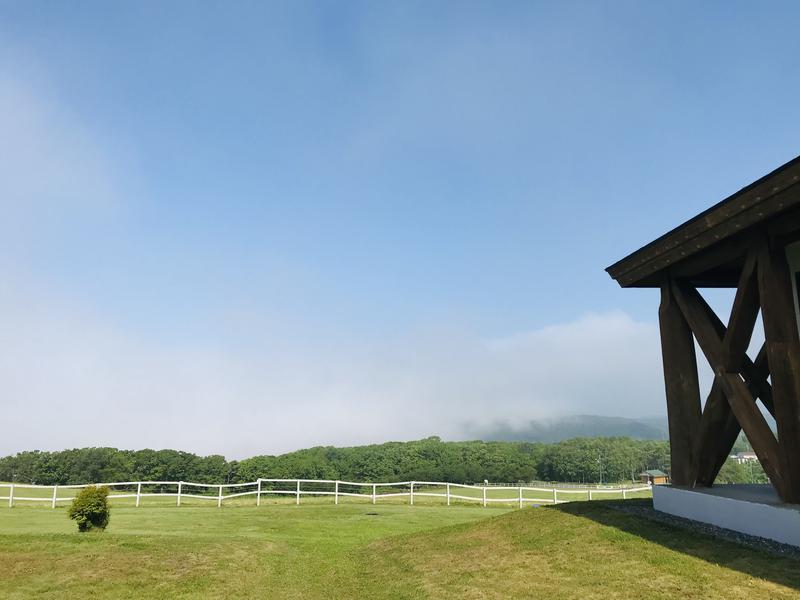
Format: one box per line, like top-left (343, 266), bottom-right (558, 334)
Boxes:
top-left (674, 283), bottom-right (775, 417)
top-left (685, 250), bottom-right (764, 488)
top-left (758, 239), bottom-right (800, 503)
top-left (745, 342), bottom-right (774, 416)
top-left (672, 278), bottom-right (783, 497)
top-left (670, 282), bottom-right (724, 369)
top-left (718, 372), bottom-right (787, 499)
top-left (658, 281), bottom-right (702, 486)
top-left (722, 251), bottom-right (760, 372)
top-left (670, 236), bottom-right (747, 281)
top-left (695, 378), bottom-right (741, 487)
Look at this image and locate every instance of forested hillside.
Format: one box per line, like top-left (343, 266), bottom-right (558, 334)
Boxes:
top-left (473, 415), bottom-right (668, 442)
top-left (0, 437), bottom-right (671, 486)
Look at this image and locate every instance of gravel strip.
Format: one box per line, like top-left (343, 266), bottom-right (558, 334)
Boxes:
top-left (609, 502), bottom-right (800, 559)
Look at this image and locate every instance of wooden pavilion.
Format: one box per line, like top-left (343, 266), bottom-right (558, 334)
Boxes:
top-left (607, 156), bottom-right (800, 504)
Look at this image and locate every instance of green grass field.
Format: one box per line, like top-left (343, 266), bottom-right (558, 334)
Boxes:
top-left (2, 500), bottom-right (799, 599)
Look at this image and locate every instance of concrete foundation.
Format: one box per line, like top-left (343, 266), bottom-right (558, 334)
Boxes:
top-left (653, 484), bottom-right (800, 547)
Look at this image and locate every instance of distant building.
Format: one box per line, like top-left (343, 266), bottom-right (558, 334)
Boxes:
top-left (732, 451), bottom-right (758, 464)
top-left (639, 470), bottom-right (669, 485)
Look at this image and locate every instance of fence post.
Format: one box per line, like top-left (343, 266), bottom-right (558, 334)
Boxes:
top-left (482, 486), bottom-right (487, 508)
top-left (518, 486), bottom-right (523, 509)
top-left (296, 480), bottom-right (300, 505)
top-left (622, 488), bottom-right (627, 500)
top-left (177, 481), bottom-right (182, 507)
top-left (588, 490), bottom-right (592, 501)
top-left (257, 479), bottom-right (262, 507)
top-left (372, 483), bottom-right (376, 504)
top-left (218, 485), bottom-right (223, 508)
top-left (410, 481), bottom-right (414, 506)
top-left (552, 488), bottom-right (557, 504)
top-left (136, 482), bottom-right (142, 507)
top-left (335, 480), bottom-right (339, 505)
top-left (446, 483), bottom-right (451, 506)
top-left (52, 485), bottom-right (58, 509)
top-left (8, 483), bottom-right (13, 508)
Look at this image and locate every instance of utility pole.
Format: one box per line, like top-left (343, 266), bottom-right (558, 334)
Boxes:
top-left (597, 454), bottom-right (604, 485)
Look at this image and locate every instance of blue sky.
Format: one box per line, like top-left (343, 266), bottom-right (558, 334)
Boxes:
top-left (1, 2), bottom-right (798, 457)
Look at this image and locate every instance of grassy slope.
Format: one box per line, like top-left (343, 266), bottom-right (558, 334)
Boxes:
top-left (362, 502), bottom-right (800, 599)
top-left (1, 501), bottom-right (799, 599)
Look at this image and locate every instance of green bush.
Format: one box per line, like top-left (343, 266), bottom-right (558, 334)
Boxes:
top-left (67, 486), bottom-right (110, 532)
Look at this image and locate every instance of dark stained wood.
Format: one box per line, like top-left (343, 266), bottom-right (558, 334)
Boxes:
top-left (669, 236), bottom-right (747, 281)
top-left (607, 161), bottom-right (800, 288)
top-left (694, 378), bottom-right (740, 487)
top-left (745, 342), bottom-right (775, 417)
top-left (758, 239), bottom-right (800, 503)
top-left (722, 250), bottom-right (760, 372)
top-left (753, 343), bottom-right (769, 378)
top-left (766, 205), bottom-right (800, 236)
top-left (658, 281), bottom-right (702, 486)
top-left (673, 283), bottom-right (775, 417)
top-left (608, 157), bottom-right (800, 503)
top-left (719, 372), bottom-right (787, 499)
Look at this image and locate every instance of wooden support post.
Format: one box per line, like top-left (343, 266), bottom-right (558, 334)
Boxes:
top-left (694, 378), bottom-right (741, 487)
top-left (257, 479), bottom-right (262, 507)
top-left (218, 485), bottom-right (223, 508)
top-left (136, 482), bottom-right (141, 508)
top-left (335, 480), bottom-right (339, 505)
top-left (52, 485), bottom-right (58, 509)
top-left (659, 281), bottom-right (702, 486)
top-left (296, 480), bottom-right (300, 506)
top-left (177, 481), bottom-right (182, 507)
top-left (758, 239), bottom-right (800, 503)
top-left (719, 373), bottom-right (787, 497)
top-left (693, 250), bottom-right (760, 487)
top-left (672, 279), bottom-right (776, 488)
top-left (446, 483), bottom-right (451, 506)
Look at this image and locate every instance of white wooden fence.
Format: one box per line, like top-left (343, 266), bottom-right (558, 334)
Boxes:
top-left (0, 479), bottom-right (652, 509)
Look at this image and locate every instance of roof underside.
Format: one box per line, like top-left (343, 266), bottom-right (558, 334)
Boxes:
top-left (607, 155), bottom-right (800, 288)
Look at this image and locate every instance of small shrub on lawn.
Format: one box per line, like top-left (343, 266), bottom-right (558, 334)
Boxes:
top-left (68, 486), bottom-right (110, 532)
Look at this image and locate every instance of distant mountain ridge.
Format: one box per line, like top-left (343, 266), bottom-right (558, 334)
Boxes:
top-left (471, 415), bottom-right (668, 443)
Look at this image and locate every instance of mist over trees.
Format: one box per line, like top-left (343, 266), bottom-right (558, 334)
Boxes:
top-left (0, 437), bottom-right (673, 486)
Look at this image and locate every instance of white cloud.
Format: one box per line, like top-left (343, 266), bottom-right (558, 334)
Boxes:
top-left (0, 289), bottom-right (668, 458)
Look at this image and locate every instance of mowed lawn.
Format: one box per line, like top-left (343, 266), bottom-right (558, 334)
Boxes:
top-left (1, 500), bottom-right (800, 599)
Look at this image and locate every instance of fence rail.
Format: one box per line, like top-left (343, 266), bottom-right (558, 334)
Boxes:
top-left (0, 479), bottom-right (652, 509)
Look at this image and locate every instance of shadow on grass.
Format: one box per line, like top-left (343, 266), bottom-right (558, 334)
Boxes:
top-left (551, 499), bottom-right (800, 591)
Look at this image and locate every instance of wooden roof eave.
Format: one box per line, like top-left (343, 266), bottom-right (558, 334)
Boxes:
top-left (606, 156), bottom-right (800, 288)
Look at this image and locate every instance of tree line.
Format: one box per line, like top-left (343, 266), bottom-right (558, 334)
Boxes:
top-left (0, 436), bottom-right (673, 486)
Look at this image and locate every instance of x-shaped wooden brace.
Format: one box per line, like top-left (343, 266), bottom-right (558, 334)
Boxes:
top-left (670, 246), bottom-right (788, 497)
